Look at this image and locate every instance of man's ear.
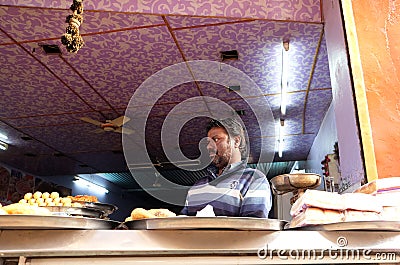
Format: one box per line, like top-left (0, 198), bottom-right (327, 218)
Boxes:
top-left (233, 136), bottom-right (241, 148)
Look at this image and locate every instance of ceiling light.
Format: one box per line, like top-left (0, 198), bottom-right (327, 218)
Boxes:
top-left (0, 140), bottom-right (8, 151)
top-left (73, 176), bottom-right (109, 194)
top-left (280, 41), bottom-right (289, 117)
top-left (0, 132), bottom-right (8, 140)
top-left (278, 120), bottom-right (284, 158)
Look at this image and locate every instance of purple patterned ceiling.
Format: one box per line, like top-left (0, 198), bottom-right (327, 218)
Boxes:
top-left (0, 1), bottom-right (332, 185)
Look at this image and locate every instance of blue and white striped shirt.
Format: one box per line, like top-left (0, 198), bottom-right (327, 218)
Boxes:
top-left (181, 161), bottom-right (272, 218)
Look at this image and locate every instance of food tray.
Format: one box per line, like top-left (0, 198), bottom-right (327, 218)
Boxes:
top-left (44, 206), bottom-right (105, 219)
top-left (76, 202), bottom-right (117, 216)
top-left (125, 217), bottom-right (286, 230)
top-left (292, 221), bottom-right (400, 231)
top-left (0, 215), bottom-right (120, 230)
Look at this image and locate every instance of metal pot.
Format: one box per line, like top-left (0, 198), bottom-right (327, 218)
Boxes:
top-left (270, 173), bottom-right (321, 195)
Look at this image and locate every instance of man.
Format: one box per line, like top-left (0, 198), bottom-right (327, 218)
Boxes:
top-left (181, 118), bottom-right (272, 218)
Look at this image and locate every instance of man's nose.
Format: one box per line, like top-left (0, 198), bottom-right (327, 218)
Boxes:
top-left (206, 139), bottom-right (216, 151)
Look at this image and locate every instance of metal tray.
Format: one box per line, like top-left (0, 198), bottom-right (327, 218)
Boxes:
top-left (0, 215), bottom-right (120, 230)
top-left (292, 221), bottom-right (400, 231)
top-left (44, 206), bottom-right (105, 219)
top-left (77, 202), bottom-right (117, 216)
top-left (125, 217), bottom-right (286, 230)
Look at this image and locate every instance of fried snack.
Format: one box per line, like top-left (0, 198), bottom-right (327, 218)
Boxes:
top-left (68, 195), bottom-right (98, 203)
top-left (24, 193), bottom-right (33, 200)
top-left (130, 208), bottom-right (156, 220)
top-left (0, 204), bottom-right (7, 215)
top-left (2, 203), bottom-right (51, 215)
top-left (20, 192), bottom-right (79, 207)
top-left (148, 208), bottom-right (176, 218)
top-left (61, 197), bottom-right (72, 207)
top-left (129, 208), bottom-right (176, 220)
top-left (33, 191), bottom-right (42, 200)
top-left (50, 192), bottom-right (60, 199)
top-left (61, 197), bottom-right (72, 204)
top-left (72, 202), bottom-right (82, 207)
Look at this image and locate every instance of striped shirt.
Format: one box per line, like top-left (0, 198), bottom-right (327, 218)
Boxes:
top-left (181, 161), bottom-right (272, 218)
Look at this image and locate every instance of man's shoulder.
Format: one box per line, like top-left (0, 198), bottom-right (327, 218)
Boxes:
top-left (243, 167), bottom-right (267, 178)
top-left (192, 176), bottom-right (211, 186)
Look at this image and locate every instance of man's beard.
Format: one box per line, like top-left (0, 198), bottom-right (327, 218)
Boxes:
top-left (212, 148), bottom-right (232, 170)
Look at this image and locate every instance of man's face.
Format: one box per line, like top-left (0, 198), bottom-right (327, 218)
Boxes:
top-left (206, 127), bottom-right (233, 170)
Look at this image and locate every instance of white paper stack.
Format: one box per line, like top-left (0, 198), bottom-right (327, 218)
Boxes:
top-left (289, 189), bottom-right (385, 228)
top-left (289, 190), bottom-right (344, 228)
top-left (354, 177), bottom-right (400, 221)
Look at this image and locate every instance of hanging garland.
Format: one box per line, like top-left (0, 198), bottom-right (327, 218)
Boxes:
top-left (61, 0), bottom-right (84, 53)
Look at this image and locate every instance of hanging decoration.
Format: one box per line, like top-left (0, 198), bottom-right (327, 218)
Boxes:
top-left (61, 0), bottom-right (84, 53)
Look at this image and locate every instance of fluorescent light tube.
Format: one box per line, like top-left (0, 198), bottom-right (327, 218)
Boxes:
top-left (0, 133), bottom-right (8, 140)
top-left (280, 41), bottom-right (289, 116)
top-left (74, 176), bottom-right (109, 193)
top-left (278, 121), bottom-right (284, 158)
top-left (0, 140), bottom-right (8, 151)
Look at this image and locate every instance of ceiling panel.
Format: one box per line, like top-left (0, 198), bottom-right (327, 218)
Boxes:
top-left (0, 7), bottom-right (65, 41)
top-left (0, 121), bottom-right (54, 155)
top-left (0, 46), bottom-right (92, 117)
top-left (174, 20), bottom-right (324, 94)
top-left (25, 124), bottom-right (122, 154)
top-left (310, 36), bottom-right (331, 89)
top-left (304, 89), bottom-right (333, 134)
top-left (63, 28), bottom-right (184, 109)
top-left (166, 16), bottom-right (248, 29)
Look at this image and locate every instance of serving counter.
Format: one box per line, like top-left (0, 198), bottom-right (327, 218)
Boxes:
top-left (1, 229), bottom-right (399, 264)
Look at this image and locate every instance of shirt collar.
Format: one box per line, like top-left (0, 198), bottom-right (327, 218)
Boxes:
top-left (206, 160), bottom-right (247, 181)
top-left (223, 161), bottom-right (243, 174)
